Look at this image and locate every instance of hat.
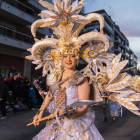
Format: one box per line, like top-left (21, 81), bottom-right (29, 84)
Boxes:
top-left (10, 73), bottom-right (13, 76)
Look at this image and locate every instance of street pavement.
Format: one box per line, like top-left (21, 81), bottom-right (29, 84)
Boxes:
top-left (0, 105), bottom-right (140, 140)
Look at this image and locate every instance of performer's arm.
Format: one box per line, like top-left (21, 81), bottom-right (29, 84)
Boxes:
top-left (71, 78), bottom-right (90, 119)
top-left (33, 90), bottom-right (53, 126)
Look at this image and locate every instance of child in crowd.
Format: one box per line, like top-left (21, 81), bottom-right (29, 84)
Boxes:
top-left (29, 87), bottom-right (38, 110)
top-left (17, 97), bottom-right (28, 111)
top-left (6, 91), bottom-right (17, 113)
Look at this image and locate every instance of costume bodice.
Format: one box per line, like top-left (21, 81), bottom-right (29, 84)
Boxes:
top-left (47, 70), bottom-right (90, 113)
top-left (47, 85), bottom-right (79, 113)
top-left (65, 85), bottom-right (79, 106)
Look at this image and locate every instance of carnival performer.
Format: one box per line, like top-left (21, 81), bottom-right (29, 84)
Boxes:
top-left (26, 0), bottom-right (140, 139)
top-left (33, 50), bottom-right (104, 139)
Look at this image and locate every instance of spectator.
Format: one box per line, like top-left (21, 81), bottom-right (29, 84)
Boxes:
top-left (20, 77), bottom-right (27, 102)
top-left (25, 78), bottom-right (31, 104)
top-left (33, 77), bottom-right (43, 105)
top-left (9, 73), bottom-right (20, 100)
top-left (29, 87), bottom-right (38, 110)
top-left (17, 97), bottom-right (28, 111)
top-left (26, 75), bottom-right (29, 79)
top-left (7, 91), bottom-right (14, 104)
top-left (6, 91), bottom-right (17, 114)
top-left (17, 72), bottom-right (22, 86)
top-left (7, 73), bottom-right (13, 83)
top-left (0, 74), bottom-right (7, 119)
top-left (3, 77), bottom-right (9, 89)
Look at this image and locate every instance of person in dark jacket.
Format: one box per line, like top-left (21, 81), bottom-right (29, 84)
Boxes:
top-left (17, 72), bottom-right (22, 86)
top-left (9, 73), bottom-right (20, 100)
top-left (33, 77), bottom-right (43, 105)
top-left (0, 74), bottom-right (7, 119)
top-left (20, 77), bottom-right (27, 101)
top-left (25, 78), bottom-right (31, 104)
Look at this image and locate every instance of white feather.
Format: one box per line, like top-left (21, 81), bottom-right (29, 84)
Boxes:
top-left (71, 0), bottom-right (78, 12)
top-left (32, 60), bottom-right (40, 64)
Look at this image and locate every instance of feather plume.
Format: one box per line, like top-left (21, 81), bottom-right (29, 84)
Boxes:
top-left (106, 75), bottom-right (131, 91)
top-left (111, 53), bottom-right (122, 67)
top-left (39, 0), bottom-right (55, 11)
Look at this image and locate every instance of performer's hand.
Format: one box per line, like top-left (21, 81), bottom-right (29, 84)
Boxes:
top-left (33, 112), bottom-right (43, 127)
top-left (39, 90), bottom-right (44, 96)
top-left (54, 109), bottom-right (63, 116)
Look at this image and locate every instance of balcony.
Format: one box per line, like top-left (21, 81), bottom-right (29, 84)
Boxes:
top-left (0, 25), bottom-right (33, 50)
top-left (115, 38), bottom-right (121, 44)
top-left (27, 0), bottom-right (44, 11)
top-left (82, 25), bottom-right (100, 33)
top-left (125, 45), bottom-right (129, 52)
top-left (114, 47), bottom-right (121, 52)
top-left (0, 0), bottom-right (34, 25)
top-left (125, 53), bottom-right (129, 59)
top-left (104, 21), bottom-right (112, 33)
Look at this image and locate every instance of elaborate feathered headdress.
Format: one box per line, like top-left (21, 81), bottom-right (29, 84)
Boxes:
top-left (26, 0), bottom-right (110, 75)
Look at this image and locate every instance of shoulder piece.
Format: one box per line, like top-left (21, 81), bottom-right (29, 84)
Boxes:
top-left (68, 71), bottom-right (89, 85)
top-left (47, 71), bottom-right (63, 86)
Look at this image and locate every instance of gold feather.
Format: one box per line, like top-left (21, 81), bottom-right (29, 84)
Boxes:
top-left (34, 38), bottom-right (40, 42)
top-left (96, 43), bottom-right (103, 50)
top-left (99, 55), bottom-right (108, 59)
top-left (38, 13), bottom-right (57, 18)
top-left (117, 98), bottom-right (139, 111)
top-left (67, 7), bottom-right (72, 14)
top-left (108, 60), bottom-right (128, 82)
top-left (25, 55), bottom-right (34, 60)
top-left (35, 63), bottom-right (43, 70)
top-left (106, 76), bottom-right (130, 91)
top-left (111, 53), bottom-right (122, 67)
top-left (110, 73), bottom-right (127, 84)
top-left (130, 110), bottom-right (140, 116)
top-left (98, 49), bottom-right (105, 53)
top-left (96, 58), bottom-right (101, 66)
top-left (39, 0), bottom-right (55, 10)
top-left (27, 48), bottom-right (32, 52)
top-left (79, 0), bottom-right (85, 5)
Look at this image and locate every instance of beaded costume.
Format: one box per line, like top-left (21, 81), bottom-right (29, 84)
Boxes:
top-left (26, 0), bottom-right (140, 139)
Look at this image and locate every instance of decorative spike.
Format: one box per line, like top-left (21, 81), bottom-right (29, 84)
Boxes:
top-left (69, 15), bottom-right (79, 19)
top-left (38, 0), bottom-right (55, 10)
top-left (34, 38), bottom-right (40, 42)
top-left (25, 55), bottom-right (34, 60)
top-left (67, 7), bottom-right (72, 14)
top-left (63, 1), bottom-right (65, 11)
top-left (100, 30), bottom-right (104, 34)
top-left (96, 43), bottom-right (103, 50)
top-left (27, 48), bottom-right (32, 52)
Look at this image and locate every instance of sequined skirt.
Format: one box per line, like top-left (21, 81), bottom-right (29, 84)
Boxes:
top-left (33, 107), bottom-right (104, 140)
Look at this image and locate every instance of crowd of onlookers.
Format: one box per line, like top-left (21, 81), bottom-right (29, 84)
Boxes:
top-left (0, 72), bottom-right (47, 120)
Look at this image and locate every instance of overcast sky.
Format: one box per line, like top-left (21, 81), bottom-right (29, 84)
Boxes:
top-left (84, 0), bottom-right (140, 68)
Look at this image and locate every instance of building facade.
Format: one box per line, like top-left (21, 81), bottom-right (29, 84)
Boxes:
top-left (0, 0), bottom-right (53, 80)
top-left (80, 9), bottom-right (137, 76)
